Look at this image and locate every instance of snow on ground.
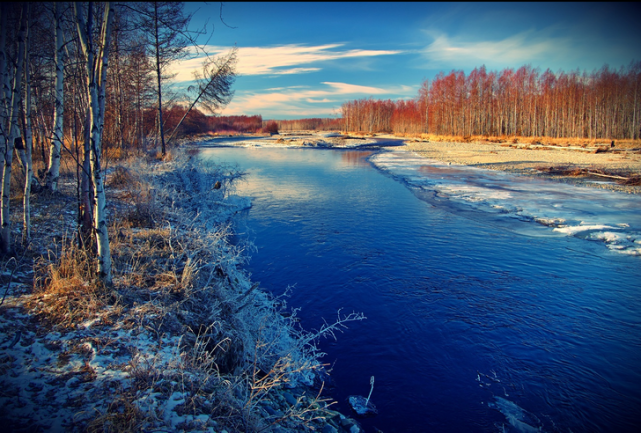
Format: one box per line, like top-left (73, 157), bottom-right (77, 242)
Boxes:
top-left (0, 150), bottom-right (362, 432)
top-left (371, 150), bottom-right (641, 256)
top-left (200, 132), bottom-right (379, 149)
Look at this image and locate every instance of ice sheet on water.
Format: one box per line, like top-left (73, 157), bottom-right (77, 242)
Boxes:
top-left (371, 150), bottom-right (641, 256)
top-left (488, 396), bottom-right (543, 433)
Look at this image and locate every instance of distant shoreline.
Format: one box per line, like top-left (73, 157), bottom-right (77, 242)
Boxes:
top-left (402, 139), bottom-right (641, 195)
top-left (188, 131), bottom-right (641, 195)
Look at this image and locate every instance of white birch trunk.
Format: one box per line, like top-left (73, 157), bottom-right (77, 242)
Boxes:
top-left (0, 6), bottom-right (8, 190)
top-left (46, 2), bottom-right (64, 192)
top-left (1, 5), bottom-right (27, 255)
top-left (22, 4), bottom-right (33, 243)
top-left (75, 2), bottom-right (115, 284)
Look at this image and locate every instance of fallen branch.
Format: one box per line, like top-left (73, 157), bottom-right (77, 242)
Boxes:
top-left (586, 171), bottom-right (629, 181)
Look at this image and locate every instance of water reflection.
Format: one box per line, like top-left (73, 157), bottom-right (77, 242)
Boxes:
top-left (340, 150), bottom-right (375, 167)
top-left (200, 147), bottom-right (641, 433)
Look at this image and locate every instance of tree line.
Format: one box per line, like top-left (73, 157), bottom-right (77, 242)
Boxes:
top-left (0, 2), bottom-right (237, 284)
top-left (272, 117), bottom-right (343, 132)
top-left (341, 63), bottom-right (641, 139)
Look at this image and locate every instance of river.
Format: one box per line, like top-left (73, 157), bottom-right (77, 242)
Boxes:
top-left (199, 143), bottom-right (641, 432)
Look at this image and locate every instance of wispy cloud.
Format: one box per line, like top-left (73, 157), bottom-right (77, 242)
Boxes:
top-left (172, 44), bottom-right (402, 82)
top-left (271, 67), bottom-right (321, 75)
top-left (321, 82), bottom-right (390, 95)
top-left (420, 29), bottom-right (574, 70)
top-left (222, 81), bottom-right (411, 117)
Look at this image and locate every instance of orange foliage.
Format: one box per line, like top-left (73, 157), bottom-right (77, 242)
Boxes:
top-left (342, 62), bottom-right (641, 140)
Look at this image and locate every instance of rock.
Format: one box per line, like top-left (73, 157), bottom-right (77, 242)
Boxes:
top-left (348, 395), bottom-right (377, 417)
top-left (323, 424), bottom-right (338, 433)
top-left (282, 391), bottom-right (298, 406)
top-left (340, 418), bottom-right (352, 428)
top-left (593, 146), bottom-right (609, 154)
top-left (263, 405), bottom-right (283, 418)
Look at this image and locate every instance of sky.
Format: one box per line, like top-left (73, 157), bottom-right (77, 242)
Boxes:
top-left (174, 2), bottom-right (641, 120)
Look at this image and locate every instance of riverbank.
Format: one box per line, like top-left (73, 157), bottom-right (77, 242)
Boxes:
top-left (402, 139), bottom-right (641, 195)
top-left (0, 149), bottom-right (363, 432)
top-left (199, 131), bottom-right (641, 194)
top-left (197, 132), bottom-right (379, 149)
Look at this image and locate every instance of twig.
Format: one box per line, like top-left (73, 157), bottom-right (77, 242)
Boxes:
top-left (366, 376), bottom-right (375, 405)
top-left (0, 257), bottom-right (18, 307)
top-left (586, 171), bottom-right (629, 181)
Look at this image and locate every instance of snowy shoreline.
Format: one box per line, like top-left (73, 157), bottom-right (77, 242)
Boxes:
top-left (402, 139), bottom-right (641, 195)
top-left (191, 132), bottom-right (641, 256)
top-left (190, 131), bottom-right (641, 195)
top-left (370, 150), bottom-right (641, 256)
top-left (0, 149), bottom-right (363, 432)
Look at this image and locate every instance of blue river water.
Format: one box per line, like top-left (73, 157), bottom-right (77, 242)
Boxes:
top-left (199, 145), bottom-right (641, 432)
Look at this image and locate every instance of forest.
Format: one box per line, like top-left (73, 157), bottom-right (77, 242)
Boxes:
top-left (2, 5), bottom-right (357, 430)
top-left (2, 1), bottom-right (640, 278)
top-left (274, 117), bottom-right (343, 132)
top-left (341, 63), bottom-right (641, 139)
top-left (0, 2), bottom-right (241, 281)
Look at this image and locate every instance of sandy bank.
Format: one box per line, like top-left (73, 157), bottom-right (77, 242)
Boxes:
top-left (400, 140), bottom-right (641, 194)
top-left (197, 132), bottom-right (379, 149)
top-left (190, 131), bottom-right (641, 193)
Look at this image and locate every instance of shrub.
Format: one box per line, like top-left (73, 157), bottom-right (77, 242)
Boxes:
top-left (263, 121), bottom-right (279, 135)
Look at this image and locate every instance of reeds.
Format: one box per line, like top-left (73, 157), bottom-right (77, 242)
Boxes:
top-left (400, 132), bottom-right (641, 149)
top-left (19, 147), bottom-right (352, 432)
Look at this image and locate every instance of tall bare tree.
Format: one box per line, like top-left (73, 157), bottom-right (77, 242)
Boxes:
top-left (45, 1), bottom-right (65, 192)
top-left (21, 3), bottom-right (34, 244)
top-left (166, 46), bottom-right (237, 145)
top-left (0, 3), bottom-right (28, 255)
top-left (136, 1), bottom-right (191, 157)
top-left (74, 1), bottom-right (116, 283)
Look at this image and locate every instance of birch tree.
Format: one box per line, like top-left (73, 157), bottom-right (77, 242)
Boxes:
top-left (22, 3), bottom-right (34, 243)
top-left (74, 1), bottom-right (115, 283)
top-left (0, 4), bottom-right (28, 255)
top-left (0, 4), bottom-right (9, 254)
top-left (45, 1), bottom-right (65, 192)
top-left (166, 46), bottom-right (237, 145)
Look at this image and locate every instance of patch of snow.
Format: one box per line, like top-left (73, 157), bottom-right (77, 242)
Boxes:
top-left (371, 149), bottom-right (641, 257)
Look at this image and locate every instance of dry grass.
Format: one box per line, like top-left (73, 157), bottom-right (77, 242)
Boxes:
top-left (396, 132), bottom-right (641, 149)
top-left (534, 165), bottom-right (641, 185)
top-left (26, 235), bottom-right (122, 329)
top-left (86, 389), bottom-right (151, 433)
top-left (2, 146), bottom-right (357, 433)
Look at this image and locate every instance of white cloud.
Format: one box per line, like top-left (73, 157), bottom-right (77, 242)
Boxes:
top-left (306, 98), bottom-right (333, 103)
top-left (420, 29), bottom-right (574, 70)
top-left (170, 44), bottom-right (402, 83)
top-left (271, 67), bottom-right (321, 75)
top-left (221, 82), bottom-right (409, 117)
top-left (321, 82), bottom-right (390, 95)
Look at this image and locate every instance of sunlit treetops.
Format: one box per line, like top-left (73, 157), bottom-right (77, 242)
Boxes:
top-left (342, 63), bottom-right (641, 140)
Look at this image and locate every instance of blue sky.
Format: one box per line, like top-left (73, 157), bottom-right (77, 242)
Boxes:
top-left (174, 2), bottom-right (641, 120)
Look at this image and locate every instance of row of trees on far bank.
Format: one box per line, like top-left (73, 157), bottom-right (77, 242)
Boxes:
top-left (341, 63), bottom-right (641, 139)
top-left (272, 117), bottom-right (343, 132)
top-left (0, 2), bottom-right (237, 284)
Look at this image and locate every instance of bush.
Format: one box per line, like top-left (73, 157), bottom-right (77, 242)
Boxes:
top-left (263, 120), bottom-right (279, 135)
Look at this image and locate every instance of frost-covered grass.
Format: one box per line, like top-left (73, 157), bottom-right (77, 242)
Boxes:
top-left (0, 147), bottom-right (363, 432)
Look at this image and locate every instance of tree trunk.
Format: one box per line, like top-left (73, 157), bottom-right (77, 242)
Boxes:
top-left (46, 2), bottom-right (64, 192)
top-left (79, 109), bottom-right (93, 248)
top-left (0, 5), bottom-right (27, 255)
top-left (153, 2), bottom-right (167, 157)
top-left (75, 1), bottom-right (115, 284)
top-left (22, 4), bottom-right (33, 244)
